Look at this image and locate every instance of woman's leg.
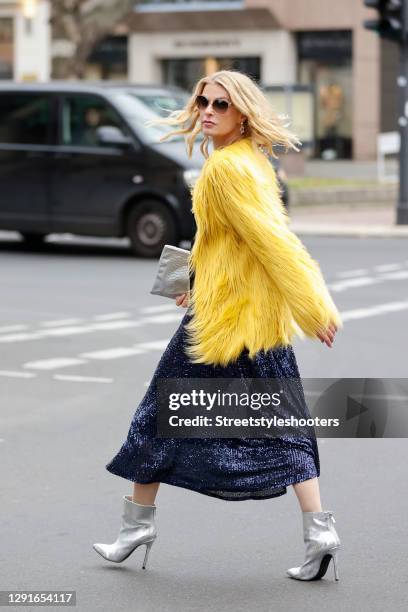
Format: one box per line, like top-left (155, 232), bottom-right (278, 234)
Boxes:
top-left (292, 477), bottom-right (322, 512)
top-left (132, 482), bottom-right (160, 505)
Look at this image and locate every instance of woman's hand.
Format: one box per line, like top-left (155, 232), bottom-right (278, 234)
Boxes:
top-left (175, 292), bottom-right (189, 308)
top-left (316, 321), bottom-right (338, 348)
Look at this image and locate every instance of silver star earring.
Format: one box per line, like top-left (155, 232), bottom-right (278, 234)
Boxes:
top-left (240, 120), bottom-right (246, 135)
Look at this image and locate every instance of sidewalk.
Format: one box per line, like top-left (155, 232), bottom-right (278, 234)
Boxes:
top-left (288, 202), bottom-right (408, 237)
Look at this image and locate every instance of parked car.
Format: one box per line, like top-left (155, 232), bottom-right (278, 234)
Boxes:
top-left (0, 82), bottom-right (201, 257)
top-left (0, 81), bottom-right (289, 257)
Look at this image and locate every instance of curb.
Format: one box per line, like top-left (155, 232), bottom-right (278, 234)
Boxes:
top-left (289, 223), bottom-right (408, 237)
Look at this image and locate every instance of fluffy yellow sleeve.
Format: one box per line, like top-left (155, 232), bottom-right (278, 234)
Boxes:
top-left (203, 150), bottom-right (343, 338)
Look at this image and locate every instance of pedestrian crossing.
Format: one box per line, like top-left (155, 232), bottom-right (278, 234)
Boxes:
top-left (1, 259), bottom-right (407, 384)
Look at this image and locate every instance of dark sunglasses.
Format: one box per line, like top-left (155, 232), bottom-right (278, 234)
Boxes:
top-left (195, 94), bottom-right (232, 114)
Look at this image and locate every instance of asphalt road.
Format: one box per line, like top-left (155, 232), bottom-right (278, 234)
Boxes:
top-left (0, 231), bottom-right (407, 612)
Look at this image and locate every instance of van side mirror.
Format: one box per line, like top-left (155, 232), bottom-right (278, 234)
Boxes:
top-left (96, 125), bottom-right (132, 147)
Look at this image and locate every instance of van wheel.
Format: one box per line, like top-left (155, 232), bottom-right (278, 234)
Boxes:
top-left (20, 232), bottom-right (47, 247)
top-left (126, 200), bottom-right (178, 258)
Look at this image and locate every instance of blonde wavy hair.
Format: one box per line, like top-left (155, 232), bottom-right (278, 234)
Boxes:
top-left (144, 69), bottom-right (302, 159)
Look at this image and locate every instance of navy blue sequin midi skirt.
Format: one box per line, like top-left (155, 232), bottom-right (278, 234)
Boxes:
top-left (105, 310), bottom-right (320, 502)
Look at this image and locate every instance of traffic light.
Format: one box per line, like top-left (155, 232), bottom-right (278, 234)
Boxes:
top-left (363, 0), bottom-right (405, 43)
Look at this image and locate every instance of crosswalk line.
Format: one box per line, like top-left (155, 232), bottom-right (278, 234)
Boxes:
top-left (79, 346), bottom-right (147, 360)
top-left (374, 263), bottom-right (404, 272)
top-left (23, 357), bottom-right (88, 370)
top-left (336, 268), bottom-right (369, 278)
top-left (340, 299), bottom-right (408, 321)
top-left (41, 318), bottom-right (83, 327)
top-left (136, 340), bottom-right (170, 350)
top-left (140, 304), bottom-right (179, 313)
top-left (0, 370), bottom-right (36, 378)
top-left (328, 277), bottom-right (376, 292)
top-left (53, 374), bottom-right (113, 383)
top-left (0, 314), bottom-right (182, 343)
top-left (93, 312), bottom-right (132, 321)
top-left (0, 324), bottom-right (29, 333)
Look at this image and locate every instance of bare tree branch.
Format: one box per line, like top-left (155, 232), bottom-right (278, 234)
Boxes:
top-left (51, 0), bottom-right (136, 78)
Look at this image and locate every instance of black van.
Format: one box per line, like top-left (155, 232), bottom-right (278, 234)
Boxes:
top-left (0, 82), bottom-right (202, 257)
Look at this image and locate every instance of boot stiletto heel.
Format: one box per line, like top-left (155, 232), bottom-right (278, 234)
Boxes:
top-left (142, 540), bottom-right (155, 569)
top-left (93, 495), bottom-right (157, 568)
top-left (286, 510), bottom-right (341, 581)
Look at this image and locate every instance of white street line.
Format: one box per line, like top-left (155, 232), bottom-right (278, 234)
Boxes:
top-left (0, 332), bottom-right (43, 342)
top-left (136, 340), bottom-right (170, 350)
top-left (0, 314), bottom-right (182, 343)
top-left (23, 357), bottom-right (88, 370)
top-left (41, 318), bottom-right (84, 327)
top-left (140, 304), bottom-right (179, 313)
top-left (141, 313), bottom-right (182, 324)
top-left (0, 321), bottom-right (139, 342)
top-left (79, 346), bottom-right (147, 360)
top-left (83, 339), bottom-right (172, 359)
top-left (53, 374), bottom-right (113, 383)
top-left (0, 324), bottom-right (29, 333)
top-left (328, 277), bottom-right (376, 292)
top-left (340, 299), bottom-right (408, 321)
top-left (44, 320), bottom-right (140, 336)
top-left (336, 268), bottom-right (369, 279)
top-left (0, 370), bottom-right (37, 378)
top-left (374, 263), bottom-right (404, 272)
top-left (93, 312), bottom-right (132, 321)
top-left (381, 270), bottom-right (408, 281)
top-left (329, 269), bottom-right (408, 293)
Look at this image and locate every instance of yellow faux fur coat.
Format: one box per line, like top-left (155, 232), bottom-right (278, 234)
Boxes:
top-left (184, 135), bottom-right (343, 366)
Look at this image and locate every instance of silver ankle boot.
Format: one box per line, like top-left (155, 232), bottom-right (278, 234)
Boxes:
top-left (286, 510), bottom-right (341, 581)
top-left (93, 495), bottom-right (157, 568)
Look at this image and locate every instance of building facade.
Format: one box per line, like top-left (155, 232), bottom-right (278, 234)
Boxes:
top-left (122, 0), bottom-right (383, 161)
top-left (0, 1), bottom-right (398, 161)
top-left (0, 0), bottom-right (50, 81)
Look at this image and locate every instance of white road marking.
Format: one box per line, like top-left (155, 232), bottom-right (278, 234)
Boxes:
top-left (336, 268), bottom-right (369, 278)
top-left (44, 320), bottom-right (140, 336)
top-left (82, 341), bottom-right (171, 360)
top-left (0, 370), bottom-right (36, 378)
top-left (136, 340), bottom-right (170, 350)
top-left (374, 263), bottom-right (403, 272)
top-left (0, 332), bottom-right (43, 342)
top-left (93, 312), bottom-right (132, 321)
top-left (53, 374), bottom-right (113, 383)
top-left (23, 357), bottom-right (88, 370)
top-left (41, 318), bottom-right (83, 327)
top-left (0, 313), bottom-right (182, 343)
top-left (340, 299), bottom-right (408, 321)
top-left (329, 269), bottom-right (408, 293)
top-left (328, 277), bottom-right (376, 292)
top-left (140, 304), bottom-right (179, 313)
top-left (140, 313), bottom-right (182, 324)
top-left (335, 262), bottom-right (407, 280)
top-left (79, 346), bottom-right (147, 360)
top-left (0, 324), bottom-right (29, 333)
top-left (382, 270), bottom-right (408, 281)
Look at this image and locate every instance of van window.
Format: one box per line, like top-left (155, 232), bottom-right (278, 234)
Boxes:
top-left (62, 95), bottom-right (129, 147)
top-left (0, 94), bottom-right (52, 145)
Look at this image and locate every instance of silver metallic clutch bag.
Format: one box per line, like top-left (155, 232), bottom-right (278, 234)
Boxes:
top-left (150, 244), bottom-right (190, 299)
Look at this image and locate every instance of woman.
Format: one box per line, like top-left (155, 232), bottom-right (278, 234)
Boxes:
top-left (93, 70), bottom-right (343, 581)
